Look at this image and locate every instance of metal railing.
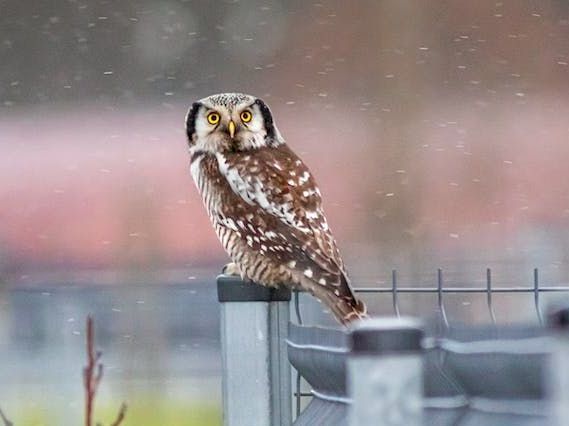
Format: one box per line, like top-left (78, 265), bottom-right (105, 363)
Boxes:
top-left (291, 267), bottom-right (569, 417)
top-left (295, 267), bottom-right (569, 327)
top-left (217, 268), bottom-right (569, 426)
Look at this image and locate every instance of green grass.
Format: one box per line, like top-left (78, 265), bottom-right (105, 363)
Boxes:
top-left (100, 399), bottom-right (220, 426)
top-left (6, 399), bottom-right (221, 426)
top-left (5, 407), bottom-right (57, 426)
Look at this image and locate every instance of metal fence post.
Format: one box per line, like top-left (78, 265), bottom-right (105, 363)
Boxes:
top-left (348, 317), bottom-right (424, 426)
top-left (217, 275), bottom-right (292, 426)
top-left (547, 304), bottom-right (569, 426)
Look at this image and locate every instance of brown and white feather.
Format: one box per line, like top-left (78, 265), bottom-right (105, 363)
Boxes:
top-left (187, 93), bottom-right (367, 325)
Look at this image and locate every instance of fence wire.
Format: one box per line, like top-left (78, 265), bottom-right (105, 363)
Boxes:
top-left (292, 267), bottom-right (569, 416)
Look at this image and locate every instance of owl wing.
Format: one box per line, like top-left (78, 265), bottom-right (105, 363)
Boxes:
top-left (216, 144), bottom-right (348, 288)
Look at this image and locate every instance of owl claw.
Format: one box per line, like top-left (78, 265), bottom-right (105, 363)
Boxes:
top-left (222, 262), bottom-right (241, 277)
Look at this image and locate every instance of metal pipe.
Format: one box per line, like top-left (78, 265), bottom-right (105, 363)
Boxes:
top-left (348, 317), bottom-right (424, 426)
top-left (217, 275), bottom-right (292, 426)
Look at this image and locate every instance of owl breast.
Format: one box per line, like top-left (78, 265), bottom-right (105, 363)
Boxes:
top-left (190, 151), bottom-right (293, 287)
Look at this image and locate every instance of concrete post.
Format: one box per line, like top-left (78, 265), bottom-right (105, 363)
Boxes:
top-left (547, 304), bottom-right (569, 426)
top-left (217, 275), bottom-right (292, 426)
top-left (348, 317), bottom-right (424, 426)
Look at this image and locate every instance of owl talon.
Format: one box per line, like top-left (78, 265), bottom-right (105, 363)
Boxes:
top-left (222, 262), bottom-right (241, 276)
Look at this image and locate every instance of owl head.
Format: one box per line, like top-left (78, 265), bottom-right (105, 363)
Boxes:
top-left (185, 93), bottom-right (284, 154)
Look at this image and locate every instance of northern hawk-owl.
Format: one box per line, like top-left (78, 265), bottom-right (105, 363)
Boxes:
top-left (185, 93), bottom-right (367, 325)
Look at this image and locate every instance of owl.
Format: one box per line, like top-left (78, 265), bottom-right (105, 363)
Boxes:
top-left (185, 93), bottom-right (367, 325)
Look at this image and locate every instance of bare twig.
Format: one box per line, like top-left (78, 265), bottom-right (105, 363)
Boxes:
top-left (0, 407), bottom-right (13, 426)
top-left (84, 315), bottom-right (101, 426)
top-left (109, 403), bottom-right (127, 426)
top-left (83, 315), bottom-right (127, 426)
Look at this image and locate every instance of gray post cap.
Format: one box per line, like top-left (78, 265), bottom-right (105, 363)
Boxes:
top-left (217, 274), bottom-right (291, 302)
top-left (350, 317), bottom-right (424, 355)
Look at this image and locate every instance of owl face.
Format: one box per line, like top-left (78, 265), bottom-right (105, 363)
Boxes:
top-left (186, 93), bottom-right (283, 154)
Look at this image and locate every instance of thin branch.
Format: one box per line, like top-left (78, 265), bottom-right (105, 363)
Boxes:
top-left (83, 315), bottom-right (128, 426)
top-left (109, 403), bottom-right (128, 426)
top-left (0, 407), bottom-right (13, 426)
top-left (84, 315), bottom-right (99, 426)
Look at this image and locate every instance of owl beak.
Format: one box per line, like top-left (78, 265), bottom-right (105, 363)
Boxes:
top-left (228, 120), bottom-right (236, 139)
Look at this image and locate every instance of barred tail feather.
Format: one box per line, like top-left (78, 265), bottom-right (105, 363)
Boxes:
top-left (301, 275), bottom-right (368, 326)
top-left (328, 294), bottom-right (368, 325)
top-left (339, 297), bottom-right (368, 325)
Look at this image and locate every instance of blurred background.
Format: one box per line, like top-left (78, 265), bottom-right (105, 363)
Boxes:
top-left (1, 0), bottom-right (569, 424)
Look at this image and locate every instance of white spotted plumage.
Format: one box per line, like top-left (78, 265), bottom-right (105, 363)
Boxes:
top-left (185, 93), bottom-right (367, 325)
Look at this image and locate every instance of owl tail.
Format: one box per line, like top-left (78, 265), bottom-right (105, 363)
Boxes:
top-left (329, 294), bottom-right (368, 326)
top-left (308, 275), bottom-right (368, 326)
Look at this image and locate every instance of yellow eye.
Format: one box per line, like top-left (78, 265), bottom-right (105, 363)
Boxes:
top-left (207, 112), bottom-right (220, 125)
top-left (240, 110), bottom-right (253, 123)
